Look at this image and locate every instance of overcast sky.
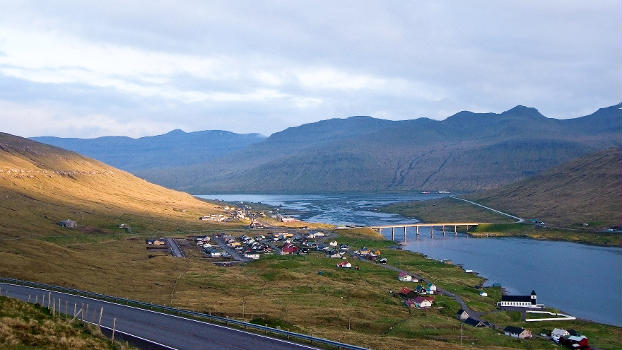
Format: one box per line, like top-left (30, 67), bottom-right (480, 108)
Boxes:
top-left (0, 1), bottom-right (620, 138)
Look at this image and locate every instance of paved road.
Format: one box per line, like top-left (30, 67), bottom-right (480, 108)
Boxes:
top-left (0, 283), bottom-right (318, 350)
top-left (165, 238), bottom-right (185, 257)
top-left (213, 236), bottom-right (251, 262)
top-left (450, 196), bottom-right (525, 223)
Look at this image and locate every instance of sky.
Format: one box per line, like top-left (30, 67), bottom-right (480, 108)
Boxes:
top-left (0, 1), bottom-right (620, 138)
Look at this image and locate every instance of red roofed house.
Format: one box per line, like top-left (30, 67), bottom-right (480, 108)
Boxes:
top-left (413, 296), bottom-right (434, 308)
top-left (281, 243), bottom-right (298, 255)
top-left (337, 261), bottom-right (352, 268)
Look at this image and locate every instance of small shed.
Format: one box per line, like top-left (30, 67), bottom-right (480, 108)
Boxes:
top-left (58, 219), bottom-right (77, 228)
top-left (504, 326), bottom-right (532, 339)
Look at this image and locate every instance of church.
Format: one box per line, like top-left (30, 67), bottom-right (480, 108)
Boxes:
top-left (497, 290), bottom-right (540, 308)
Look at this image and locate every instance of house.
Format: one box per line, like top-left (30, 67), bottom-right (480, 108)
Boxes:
top-left (281, 244), bottom-right (298, 255)
top-left (551, 328), bottom-right (570, 343)
top-left (504, 326), bottom-right (532, 339)
top-left (58, 219), bottom-right (77, 228)
top-left (244, 253), bottom-right (260, 260)
top-left (413, 296), bottom-right (434, 308)
top-left (379, 257), bottom-right (388, 264)
top-left (479, 291), bottom-right (488, 297)
top-left (398, 287), bottom-right (417, 299)
top-left (415, 285), bottom-right (427, 294)
top-left (497, 290), bottom-right (538, 308)
top-left (456, 309), bottom-right (470, 321)
top-left (426, 283), bottom-right (437, 294)
top-left (560, 334), bottom-right (589, 349)
top-left (329, 240), bottom-right (338, 247)
top-left (281, 216), bottom-right (298, 223)
top-left (464, 317), bottom-right (485, 327)
top-left (398, 272), bottom-right (413, 282)
top-left (337, 261), bottom-right (352, 268)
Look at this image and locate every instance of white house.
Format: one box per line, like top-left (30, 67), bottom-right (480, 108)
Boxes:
top-left (479, 291), bottom-right (488, 297)
top-left (337, 261), bottom-right (352, 268)
top-left (551, 328), bottom-right (569, 343)
top-left (426, 283), bottom-right (437, 294)
top-left (244, 253), bottom-right (260, 260)
top-left (413, 296), bottom-right (434, 308)
top-left (329, 240), bottom-right (338, 247)
top-left (398, 272), bottom-right (412, 282)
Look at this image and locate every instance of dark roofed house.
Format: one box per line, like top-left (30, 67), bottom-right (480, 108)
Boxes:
top-left (464, 317), bottom-right (485, 327)
top-left (456, 309), bottom-right (469, 321)
top-left (58, 219), bottom-right (77, 228)
top-left (504, 326), bottom-right (532, 339)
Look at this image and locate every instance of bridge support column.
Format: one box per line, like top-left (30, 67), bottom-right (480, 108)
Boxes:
top-left (416, 226), bottom-right (419, 235)
top-left (442, 225), bottom-right (446, 236)
top-left (430, 226), bottom-right (434, 237)
top-left (466, 225), bottom-right (469, 232)
top-left (403, 228), bottom-right (407, 243)
top-left (391, 227), bottom-right (394, 241)
top-left (454, 225), bottom-right (457, 236)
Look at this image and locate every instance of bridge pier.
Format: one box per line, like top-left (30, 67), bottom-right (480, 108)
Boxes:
top-left (391, 227), bottom-right (394, 241)
top-left (430, 226), bottom-right (433, 237)
top-left (403, 227), bottom-right (407, 243)
top-left (416, 226), bottom-right (419, 235)
top-left (454, 225), bottom-right (457, 236)
top-left (442, 225), bottom-right (446, 236)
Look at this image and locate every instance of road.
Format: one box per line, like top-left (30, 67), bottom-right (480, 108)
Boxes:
top-left (213, 236), bottom-right (251, 262)
top-left (450, 196), bottom-right (525, 223)
top-left (165, 238), bottom-right (185, 257)
top-left (0, 282), bottom-right (318, 350)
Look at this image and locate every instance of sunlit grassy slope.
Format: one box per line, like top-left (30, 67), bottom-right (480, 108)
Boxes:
top-left (0, 132), bottom-right (231, 238)
top-left (0, 296), bottom-right (133, 350)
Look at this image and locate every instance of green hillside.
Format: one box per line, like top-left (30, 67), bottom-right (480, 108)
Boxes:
top-left (468, 147), bottom-right (622, 228)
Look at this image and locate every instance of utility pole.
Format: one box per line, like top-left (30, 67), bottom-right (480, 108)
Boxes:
top-left (460, 323), bottom-right (463, 346)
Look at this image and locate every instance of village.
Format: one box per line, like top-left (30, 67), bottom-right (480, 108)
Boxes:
top-left (142, 219), bottom-right (591, 350)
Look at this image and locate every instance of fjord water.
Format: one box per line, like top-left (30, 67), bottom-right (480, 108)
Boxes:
top-left (197, 193), bottom-right (622, 327)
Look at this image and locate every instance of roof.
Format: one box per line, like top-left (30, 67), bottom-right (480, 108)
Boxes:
top-left (464, 317), bottom-right (483, 327)
top-left (413, 296), bottom-right (434, 303)
top-left (501, 295), bottom-right (531, 302)
top-left (399, 287), bottom-right (413, 294)
top-left (504, 326), bottom-right (525, 334)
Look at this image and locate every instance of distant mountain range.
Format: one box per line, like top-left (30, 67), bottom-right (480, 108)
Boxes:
top-left (33, 129), bottom-right (265, 171)
top-left (467, 147), bottom-right (622, 227)
top-left (32, 103), bottom-right (622, 193)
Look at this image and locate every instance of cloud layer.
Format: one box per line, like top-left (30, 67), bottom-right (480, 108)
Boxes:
top-left (0, 1), bottom-right (620, 137)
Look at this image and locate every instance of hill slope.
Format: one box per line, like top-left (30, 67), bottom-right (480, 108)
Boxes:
top-left (32, 129), bottom-right (265, 172)
top-left (138, 103), bottom-right (621, 193)
top-left (467, 147), bottom-right (622, 227)
top-left (0, 132), bottom-right (226, 237)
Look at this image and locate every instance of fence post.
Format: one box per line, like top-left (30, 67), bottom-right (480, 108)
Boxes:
top-left (98, 306), bottom-right (103, 327)
top-left (111, 317), bottom-right (117, 342)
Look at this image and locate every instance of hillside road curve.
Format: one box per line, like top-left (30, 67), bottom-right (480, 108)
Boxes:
top-left (0, 282), bottom-right (319, 350)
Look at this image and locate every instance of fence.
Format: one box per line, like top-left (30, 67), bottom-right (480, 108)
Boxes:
top-left (0, 276), bottom-right (367, 350)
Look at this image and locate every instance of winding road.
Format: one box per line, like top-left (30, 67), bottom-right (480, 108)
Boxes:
top-left (450, 196), bottom-right (525, 223)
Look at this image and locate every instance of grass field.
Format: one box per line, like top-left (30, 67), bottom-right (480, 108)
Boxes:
top-left (2, 226), bottom-right (620, 350)
top-left (0, 296), bottom-right (132, 350)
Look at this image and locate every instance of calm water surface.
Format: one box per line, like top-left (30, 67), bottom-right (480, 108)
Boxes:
top-left (197, 193), bottom-right (622, 326)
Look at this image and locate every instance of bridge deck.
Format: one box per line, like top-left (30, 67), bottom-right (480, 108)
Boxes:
top-left (370, 223), bottom-right (480, 229)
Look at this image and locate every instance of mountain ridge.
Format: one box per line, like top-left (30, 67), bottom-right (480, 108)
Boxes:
top-left (30, 102), bottom-right (622, 193)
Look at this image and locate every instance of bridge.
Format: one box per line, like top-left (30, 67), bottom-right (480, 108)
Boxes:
top-left (369, 223), bottom-right (480, 241)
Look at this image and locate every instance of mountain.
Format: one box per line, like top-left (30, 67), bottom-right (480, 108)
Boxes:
top-left (467, 147), bottom-right (622, 227)
top-left (0, 132), bottom-right (225, 237)
top-left (137, 103), bottom-right (621, 193)
top-left (32, 129), bottom-right (265, 171)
